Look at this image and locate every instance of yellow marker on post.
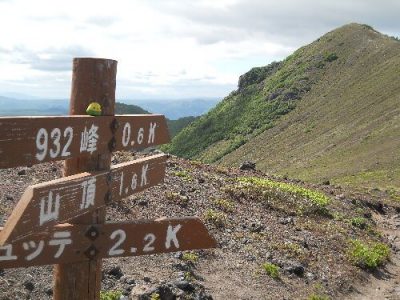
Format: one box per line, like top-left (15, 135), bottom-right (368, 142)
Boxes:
top-left (86, 102), bottom-right (102, 116)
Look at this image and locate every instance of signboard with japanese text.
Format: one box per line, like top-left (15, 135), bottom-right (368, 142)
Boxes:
top-left (0, 217), bottom-right (217, 269)
top-left (0, 154), bottom-right (167, 245)
top-left (0, 115), bottom-right (170, 169)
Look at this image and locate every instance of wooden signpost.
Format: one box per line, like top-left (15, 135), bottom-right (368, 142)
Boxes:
top-left (0, 217), bottom-right (215, 269)
top-left (0, 57), bottom-right (216, 300)
top-left (0, 154), bottom-right (167, 244)
top-left (0, 115), bottom-right (170, 169)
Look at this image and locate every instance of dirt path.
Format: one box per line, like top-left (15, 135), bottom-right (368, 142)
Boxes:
top-left (346, 213), bottom-right (400, 300)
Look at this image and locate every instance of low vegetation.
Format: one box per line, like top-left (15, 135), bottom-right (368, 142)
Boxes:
top-left (182, 252), bottom-right (199, 263)
top-left (100, 290), bottom-right (122, 300)
top-left (227, 177), bottom-right (331, 216)
top-left (350, 217), bottom-right (368, 229)
top-left (308, 294), bottom-right (330, 300)
top-left (213, 198), bottom-right (235, 212)
top-left (204, 209), bottom-right (227, 227)
top-left (150, 293), bottom-right (161, 300)
top-left (262, 262), bottom-right (280, 279)
top-left (165, 191), bottom-right (189, 206)
top-left (172, 170), bottom-right (193, 181)
top-left (348, 239), bottom-right (390, 269)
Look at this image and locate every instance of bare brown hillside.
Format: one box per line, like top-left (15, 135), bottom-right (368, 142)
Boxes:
top-left (0, 152), bottom-right (398, 299)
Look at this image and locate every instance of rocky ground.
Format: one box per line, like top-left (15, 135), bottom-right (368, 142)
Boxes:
top-left (0, 152), bottom-right (398, 300)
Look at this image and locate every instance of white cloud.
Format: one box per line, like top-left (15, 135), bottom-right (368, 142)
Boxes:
top-left (0, 0), bottom-right (398, 99)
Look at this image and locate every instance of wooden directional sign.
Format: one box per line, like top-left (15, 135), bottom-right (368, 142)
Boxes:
top-left (0, 217), bottom-right (217, 269)
top-left (0, 115), bottom-right (170, 169)
top-left (0, 154), bottom-right (167, 245)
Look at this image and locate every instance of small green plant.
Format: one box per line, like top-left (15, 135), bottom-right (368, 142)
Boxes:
top-left (283, 242), bottom-right (303, 257)
top-left (308, 283), bottom-right (330, 300)
top-left (165, 191), bottom-right (189, 206)
top-left (348, 239), bottom-right (390, 269)
top-left (182, 252), bottom-right (199, 263)
top-left (332, 212), bottom-right (345, 221)
top-left (351, 217), bottom-right (368, 229)
top-left (190, 160), bottom-right (203, 167)
top-left (150, 293), bottom-right (161, 300)
top-left (308, 294), bottom-right (330, 300)
top-left (262, 262), bottom-right (280, 279)
top-left (324, 52), bottom-right (338, 62)
top-left (216, 166), bottom-right (229, 174)
top-left (173, 170), bottom-right (193, 181)
top-left (184, 271), bottom-right (195, 282)
top-left (213, 198), bottom-right (235, 212)
top-left (204, 209), bottom-right (227, 227)
top-left (100, 290), bottom-right (122, 300)
top-left (237, 177), bottom-right (331, 215)
top-left (304, 123), bottom-right (315, 133)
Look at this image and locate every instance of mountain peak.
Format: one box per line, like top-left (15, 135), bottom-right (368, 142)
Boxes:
top-left (165, 23), bottom-right (400, 192)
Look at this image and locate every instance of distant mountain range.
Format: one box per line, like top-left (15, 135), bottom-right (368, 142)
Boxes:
top-left (120, 98), bottom-right (219, 119)
top-left (0, 97), bottom-right (200, 138)
top-left (0, 97), bottom-right (218, 120)
top-left (0, 96), bottom-right (69, 116)
top-left (115, 102), bottom-right (198, 138)
top-left (163, 23), bottom-right (400, 192)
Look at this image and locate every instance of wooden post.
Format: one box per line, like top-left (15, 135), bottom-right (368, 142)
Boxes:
top-left (53, 58), bottom-right (117, 300)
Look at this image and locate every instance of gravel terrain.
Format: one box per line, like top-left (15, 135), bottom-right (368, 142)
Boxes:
top-left (0, 152), bottom-right (397, 299)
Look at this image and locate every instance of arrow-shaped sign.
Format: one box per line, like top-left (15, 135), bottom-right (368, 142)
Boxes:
top-left (0, 217), bottom-right (217, 269)
top-left (0, 154), bottom-right (167, 245)
top-left (0, 115), bottom-right (170, 169)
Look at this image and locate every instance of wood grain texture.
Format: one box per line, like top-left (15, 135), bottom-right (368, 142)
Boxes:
top-left (0, 217), bottom-right (217, 269)
top-left (0, 154), bottom-right (167, 245)
top-left (55, 57), bottom-right (117, 300)
top-left (0, 115), bottom-right (170, 169)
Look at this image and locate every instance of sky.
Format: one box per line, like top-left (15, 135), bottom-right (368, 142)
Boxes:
top-left (0, 0), bottom-right (399, 100)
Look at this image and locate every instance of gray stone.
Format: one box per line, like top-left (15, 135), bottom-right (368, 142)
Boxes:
top-left (23, 280), bottom-right (35, 291)
top-left (17, 169), bottom-right (26, 176)
top-left (174, 280), bottom-right (195, 292)
top-left (239, 161), bottom-right (256, 171)
top-left (108, 266), bottom-right (124, 279)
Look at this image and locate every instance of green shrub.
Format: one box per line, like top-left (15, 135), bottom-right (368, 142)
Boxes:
top-left (262, 262), bottom-right (280, 279)
top-left (236, 177), bottom-right (331, 215)
top-left (325, 53), bottom-right (338, 62)
top-left (165, 191), bottom-right (189, 206)
top-left (204, 209), bottom-right (227, 227)
top-left (172, 170), bottom-right (193, 181)
top-left (213, 198), bottom-right (235, 212)
top-left (182, 252), bottom-right (199, 263)
top-left (351, 217), bottom-right (368, 229)
top-left (348, 239), bottom-right (390, 269)
top-left (308, 294), bottom-right (330, 300)
top-left (100, 290), bottom-right (122, 300)
top-left (150, 293), bottom-right (161, 300)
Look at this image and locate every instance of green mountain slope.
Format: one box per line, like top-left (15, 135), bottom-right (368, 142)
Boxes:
top-left (165, 23), bottom-right (400, 192)
top-left (116, 102), bottom-right (150, 114)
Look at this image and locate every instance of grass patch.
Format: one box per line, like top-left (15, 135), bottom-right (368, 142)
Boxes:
top-left (232, 177), bottom-right (331, 216)
top-left (165, 191), bottom-right (189, 206)
top-left (213, 198), bottom-right (235, 212)
top-left (204, 209), bottom-right (227, 228)
top-left (172, 170), bottom-right (193, 181)
top-left (100, 290), bottom-right (122, 300)
top-left (182, 252), bottom-right (199, 263)
top-left (351, 217), bottom-right (368, 229)
top-left (150, 293), bottom-right (161, 300)
top-left (262, 262), bottom-right (280, 279)
top-left (348, 239), bottom-right (390, 269)
top-left (308, 294), bottom-right (330, 300)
